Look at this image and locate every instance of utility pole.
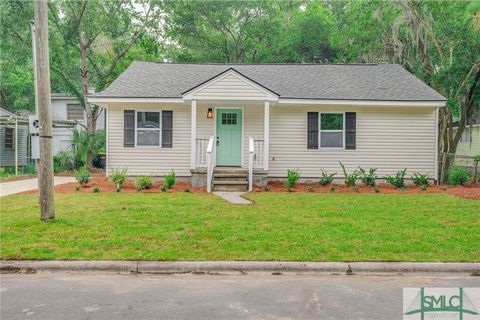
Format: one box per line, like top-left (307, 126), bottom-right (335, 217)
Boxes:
top-left (34, 0), bottom-right (55, 220)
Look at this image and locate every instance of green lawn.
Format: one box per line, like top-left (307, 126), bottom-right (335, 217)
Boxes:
top-left (1, 193), bottom-right (479, 261)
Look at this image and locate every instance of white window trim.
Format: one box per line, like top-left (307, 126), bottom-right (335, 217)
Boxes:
top-left (135, 110), bottom-right (162, 148)
top-left (318, 112), bottom-right (345, 150)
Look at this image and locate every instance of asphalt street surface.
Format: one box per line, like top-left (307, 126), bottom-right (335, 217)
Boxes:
top-left (1, 272), bottom-right (478, 319)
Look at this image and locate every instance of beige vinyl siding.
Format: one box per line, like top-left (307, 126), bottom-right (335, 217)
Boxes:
top-left (192, 73), bottom-right (269, 100)
top-left (456, 126), bottom-right (480, 157)
top-left (196, 103), bottom-right (264, 167)
top-left (269, 106), bottom-right (437, 178)
top-left (107, 103), bottom-right (191, 176)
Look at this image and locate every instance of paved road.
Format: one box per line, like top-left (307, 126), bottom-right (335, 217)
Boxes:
top-left (1, 273), bottom-right (478, 320)
top-left (0, 177), bottom-right (75, 197)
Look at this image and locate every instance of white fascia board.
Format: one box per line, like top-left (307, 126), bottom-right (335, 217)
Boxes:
top-left (277, 98), bottom-right (446, 108)
top-left (182, 69), bottom-right (279, 101)
top-left (87, 97), bottom-right (185, 105)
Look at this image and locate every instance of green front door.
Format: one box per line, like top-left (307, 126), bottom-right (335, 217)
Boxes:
top-left (216, 109), bottom-right (242, 166)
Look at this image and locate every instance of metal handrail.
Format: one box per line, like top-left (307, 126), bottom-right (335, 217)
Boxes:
top-left (206, 136), bottom-right (215, 192)
top-left (248, 137), bottom-right (254, 192)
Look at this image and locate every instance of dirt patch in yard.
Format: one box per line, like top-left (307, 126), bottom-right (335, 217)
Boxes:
top-left (21, 176), bottom-right (204, 194)
top-left (255, 181), bottom-right (480, 200)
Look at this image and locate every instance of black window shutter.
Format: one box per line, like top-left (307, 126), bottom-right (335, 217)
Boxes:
top-left (307, 112), bottom-right (318, 149)
top-left (162, 110), bottom-right (173, 148)
top-left (345, 112), bottom-right (356, 150)
top-left (124, 110), bottom-right (135, 147)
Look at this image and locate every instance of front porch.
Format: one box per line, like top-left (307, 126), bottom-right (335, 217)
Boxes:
top-left (189, 100), bottom-right (272, 192)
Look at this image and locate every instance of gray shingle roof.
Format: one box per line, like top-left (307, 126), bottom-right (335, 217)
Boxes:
top-left (0, 107), bottom-right (15, 117)
top-left (92, 61), bottom-right (446, 101)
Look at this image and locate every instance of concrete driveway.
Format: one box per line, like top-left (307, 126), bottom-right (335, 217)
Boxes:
top-left (0, 177), bottom-right (75, 197)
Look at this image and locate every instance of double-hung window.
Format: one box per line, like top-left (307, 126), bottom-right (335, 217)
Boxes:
top-left (320, 113), bottom-right (345, 148)
top-left (309, 112), bottom-right (356, 149)
top-left (308, 112), bottom-right (347, 149)
top-left (134, 111), bottom-right (173, 147)
top-left (4, 127), bottom-right (14, 149)
top-left (136, 111), bottom-right (160, 146)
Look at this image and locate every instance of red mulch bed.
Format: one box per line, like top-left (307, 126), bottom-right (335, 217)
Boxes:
top-left (22, 177), bottom-right (204, 194)
top-left (254, 181), bottom-right (480, 200)
top-left (21, 177), bottom-right (480, 200)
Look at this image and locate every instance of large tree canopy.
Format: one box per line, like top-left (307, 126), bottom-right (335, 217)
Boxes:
top-left (1, 0), bottom-right (479, 164)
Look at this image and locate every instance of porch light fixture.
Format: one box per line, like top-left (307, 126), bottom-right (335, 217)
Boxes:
top-left (207, 108), bottom-right (213, 118)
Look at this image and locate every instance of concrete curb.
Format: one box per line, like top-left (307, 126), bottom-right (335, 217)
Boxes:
top-left (1, 261), bottom-right (479, 275)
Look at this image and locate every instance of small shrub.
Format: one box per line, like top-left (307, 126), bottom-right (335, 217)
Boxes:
top-left (74, 167), bottom-right (90, 186)
top-left (447, 166), bottom-right (470, 186)
top-left (330, 186), bottom-right (336, 192)
top-left (263, 185), bottom-right (270, 192)
top-left (184, 188), bottom-right (191, 193)
top-left (0, 167), bottom-right (10, 180)
top-left (358, 167), bottom-right (377, 187)
top-left (339, 162), bottom-right (359, 186)
top-left (161, 185), bottom-right (168, 192)
top-left (352, 185), bottom-right (359, 192)
top-left (412, 172), bottom-right (430, 189)
top-left (53, 151), bottom-right (76, 173)
top-left (307, 187), bottom-right (314, 193)
top-left (164, 170), bottom-right (176, 189)
top-left (93, 187), bottom-right (100, 193)
top-left (136, 176), bottom-right (153, 191)
top-left (373, 187), bottom-right (380, 193)
top-left (110, 167), bottom-right (128, 192)
top-left (75, 185), bottom-right (80, 191)
top-left (385, 169), bottom-right (407, 189)
top-left (286, 169), bottom-right (300, 189)
top-left (22, 162), bottom-right (37, 175)
top-left (318, 169), bottom-right (336, 185)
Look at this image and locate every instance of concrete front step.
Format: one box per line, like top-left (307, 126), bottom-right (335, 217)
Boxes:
top-left (213, 167), bottom-right (249, 191)
top-left (213, 172), bottom-right (248, 178)
top-left (213, 184), bottom-right (248, 191)
top-left (213, 180), bottom-right (248, 185)
top-left (213, 176), bottom-right (248, 182)
top-left (214, 168), bottom-right (248, 174)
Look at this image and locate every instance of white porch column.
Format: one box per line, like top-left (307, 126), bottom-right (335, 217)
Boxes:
top-left (263, 100), bottom-right (270, 171)
top-left (190, 99), bottom-right (197, 169)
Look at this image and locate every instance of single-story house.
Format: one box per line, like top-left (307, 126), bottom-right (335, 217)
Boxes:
top-left (454, 119), bottom-right (480, 158)
top-left (51, 93), bottom-right (105, 155)
top-left (88, 62), bottom-right (446, 191)
top-left (0, 107), bottom-right (28, 168)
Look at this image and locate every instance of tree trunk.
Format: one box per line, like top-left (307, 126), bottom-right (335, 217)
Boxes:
top-left (80, 45), bottom-right (96, 168)
top-left (440, 100), bottom-right (471, 183)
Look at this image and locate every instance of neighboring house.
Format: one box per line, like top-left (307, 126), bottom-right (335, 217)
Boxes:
top-left (88, 62), bottom-right (446, 191)
top-left (454, 119), bottom-right (480, 157)
top-left (51, 93), bottom-right (105, 155)
top-left (0, 107), bottom-right (28, 167)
